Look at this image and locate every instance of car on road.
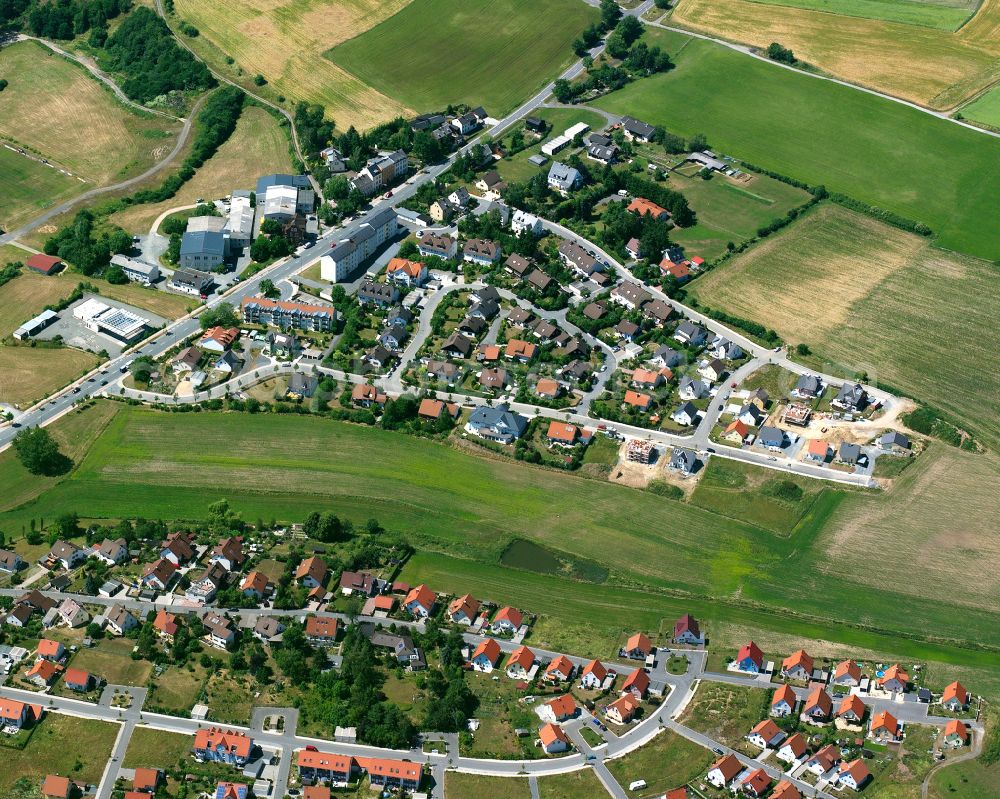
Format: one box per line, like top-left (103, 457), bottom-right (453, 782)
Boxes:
top-left (305, 745), bottom-right (318, 752)
top-left (718, 404), bottom-right (723, 410)
top-left (11, 422), bottom-right (21, 428)
top-left (586, 754), bottom-right (597, 761)
top-left (617, 189), bottom-right (629, 196)
top-left (101, 380), bottom-right (108, 386)
top-left (713, 747), bottom-right (725, 755)
top-left (72, 387), bottom-right (80, 394)
top-left (707, 447), bottom-right (716, 453)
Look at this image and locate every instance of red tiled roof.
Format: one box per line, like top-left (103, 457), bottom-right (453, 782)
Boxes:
top-left (154, 610), bottom-right (178, 636)
top-left (781, 732), bottom-right (807, 757)
top-left (625, 632), bottom-right (652, 655)
top-left (42, 774), bottom-right (71, 798)
top-left (709, 753), bottom-right (742, 781)
top-left (622, 668), bottom-right (650, 695)
top-left (506, 645), bottom-right (535, 672)
top-left (193, 727), bottom-right (252, 759)
top-left (472, 638), bottom-right (501, 664)
top-left (944, 719), bottom-right (968, 741)
top-left (624, 390), bottom-right (651, 409)
top-left (493, 606), bottom-right (523, 628)
top-left (545, 655), bottom-right (574, 679)
top-left (582, 659), bottom-right (608, 683)
top-left (544, 694), bottom-right (577, 720)
top-left (37, 639), bottom-right (62, 658)
top-left (837, 694), bottom-right (866, 719)
top-left (296, 556), bottom-right (328, 584)
top-left (872, 710), bottom-right (898, 735)
top-left (26, 254), bottom-right (63, 274)
top-left (448, 593), bottom-right (480, 620)
top-left (240, 570), bottom-right (269, 594)
top-left (63, 667), bottom-right (91, 687)
top-left (538, 722), bottom-right (569, 748)
top-left (782, 648), bottom-right (813, 674)
top-left (404, 583), bottom-right (435, 611)
top-left (386, 257), bottom-right (424, 278)
top-left (834, 659), bottom-right (861, 682)
top-left (772, 683), bottom-right (796, 707)
top-left (737, 640), bottom-right (763, 666)
top-left (771, 780), bottom-right (801, 799)
top-left (627, 197), bottom-right (669, 218)
top-left (877, 664), bottom-right (909, 687)
top-left (942, 681), bottom-right (968, 706)
top-left (742, 767), bottom-right (771, 795)
top-left (304, 616), bottom-right (338, 639)
top-left (355, 756), bottom-right (421, 783)
top-left (296, 749), bottom-right (352, 772)
top-left (132, 767), bottom-right (161, 791)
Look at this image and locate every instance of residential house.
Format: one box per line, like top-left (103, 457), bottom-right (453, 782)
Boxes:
top-left (698, 358), bottom-right (727, 382)
top-left (805, 439), bottom-right (830, 463)
top-left (535, 378), bottom-right (563, 400)
top-left (781, 649), bottom-right (814, 681)
top-left (253, 617), bottom-right (285, 643)
top-left (296, 557), bottom-right (329, 590)
top-left (199, 326), bottom-right (238, 353)
top-left (837, 694), bottom-right (867, 724)
top-left (505, 646), bottom-right (535, 680)
top-left (169, 268), bottom-right (213, 297)
top-left (56, 598), bottom-right (88, 628)
top-left (776, 733), bottom-right (807, 764)
top-left (447, 594), bottom-right (480, 625)
top-left (385, 257), bottom-right (428, 287)
top-left (580, 659), bottom-right (609, 690)
top-left (505, 338), bottom-right (537, 363)
top-left (833, 383), bottom-right (867, 412)
top-left (660, 259), bottom-right (690, 281)
top-left (351, 383), bottom-right (386, 408)
top-left (771, 684), bottom-right (797, 717)
top-left (620, 116), bottom-right (656, 142)
top-left (747, 719), bottom-right (786, 749)
top-left (611, 281), bottom-right (652, 311)
top-left (625, 237), bottom-right (642, 260)
top-left (678, 377), bottom-right (709, 400)
top-left (379, 324), bottom-right (409, 351)
top-left (616, 320), bottom-right (640, 341)
top-left (564, 359), bottom-right (592, 383)
top-left (643, 299), bottom-right (674, 326)
top-left (547, 162), bottom-right (582, 195)
top-left (296, 749), bottom-right (354, 785)
top-left (466, 404), bottom-right (528, 443)
top-left (870, 711), bottom-right (900, 742)
top-left (556, 240), bottom-right (603, 277)
top-left (672, 614), bottom-right (702, 644)
top-left (48, 540), bottom-right (85, 571)
top-left (706, 754), bottom-right (742, 789)
top-left (807, 744), bottom-right (842, 777)
top-left (771, 782), bottom-right (801, 799)
top-left (132, 768), bottom-right (163, 794)
top-left (37, 639), bottom-right (65, 662)
top-left (64, 667), bottom-right (93, 692)
top-left (240, 571), bottom-right (270, 601)
top-left (505, 254), bottom-right (535, 279)
top-left (93, 538), bottom-right (128, 566)
top-left (26, 658), bottom-right (61, 686)
top-left (187, 562), bottom-right (229, 603)
top-left (539, 694), bottom-right (577, 724)
top-left (623, 632), bottom-right (652, 659)
top-left (758, 426), bottom-right (786, 451)
top-left (626, 390), bottom-right (653, 411)
top-left (837, 759), bottom-right (872, 791)
top-left (710, 338), bottom-right (744, 360)
top-left (385, 305), bottom-right (413, 328)
top-left (546, 421), bottom-right (580, 446)
top-left (357, 280), bottom-right (400, 308)
top-left (650, 345), bottom-right (682, 369)
top-left (404, 584), bottom-right (436, 618)
top-left (160, 532), bottom-right (195, 566)
top-left (511, 210), bottom-right (543, 237)
top-left (211, 537), bottom-right (244, 572)
top-left (304, 616), bottom-right (339, 646)
top-left (736, 640), bottom-right (764, 673)
top-left (469, 298), bottom-right (500, 320)
top-left (418, 398), bottom-right (460, 422)
top-left (793, 374), bottom-right (823, 399)
top-left (587, 142), bottom-right (618, 164)
top-left (605, 694), bottom-right (639, 725)
top-left (440, 332), bottom-right (473, 359)
top-left (671, 402), bottom-right (699, 426)
top-left (475, 170), bottom-right (506, 198)
top-left (941, 681), bottom-right (969, 711)
top-left (632, 368), bottom-right (667, 390)
top-left (471, 638), bottom-right (502, 672)
top-left (738, 404), bottom-right (765, 427)
top-left (286, 373), bottom-right (318, 400)
top-left (627, 197), bottom-right (669, 220)
top-left (0, 698), bottom-right (41, 729)
top-left (479, 367), bottom-right (507, 390)
top-left (673, 321), bottom-right (707, 346)
top-left (41, 775), bottom-right (72, 799)
top-left (539, 722), bottom-right (571, 754)
top-left (741, 768), bottom-right (772, 798)
top-left (153, 610), bottom-right (178, 639)
top-left (462, 238), bottom-right (501, 266)
top-left (492, 606), bottom-right (524, 634)
top-left (105, 605), bottom-right (138, 636)
top-left (879, 431), bottom-right (911, 453)
top-left (832, 659), bottom-right (862, 687)
top-left (545, 655), bottom-right (574, 683)
top-left (0, 548), bottom-right (26, 574)
top-left (803, 686), bottom-right (833, 720)
top-left (193, 728), bottom-right (253, 766)
top-left (944, 719), bottom-right (968, 748)
top-left (621, 668), bottom-right (650, 701)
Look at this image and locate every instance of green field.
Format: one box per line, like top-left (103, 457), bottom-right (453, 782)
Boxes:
top-left (327, 0), bottom-right (598, 115)
top-left (3, 405), bottom-right (999, 696)
top-left (930, 755), bottom-right (1000, 799)
top-left (689, 204), bottom-right (1000, 451)
top-left (747, 0), bottom-right (975, 30)
top-left (445, 772), bottom-right (531, 799)
top-left (122, 727), bottom-right (194, 771)
top-left (960, 84), bottom-right (1000, 128)
top-left (537, 769), bottom-right (609, 799)
top-left (605, 730), bottom-right (712, 799)
top-left (595, 36), bottom-right (1000, 260)
top-left (0, 146), bottom-right (86, 231)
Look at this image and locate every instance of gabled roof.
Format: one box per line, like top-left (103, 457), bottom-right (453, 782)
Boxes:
top-left (750, 718), bottom-right (782, 741)
top-left (805, 686), bottom-right (832, 715)
top-left (545, 655), bottom-right (574, 678)
top-left (622, 668), bottom-right (650, 695)
top-left (834, 659), bottom-right (862, 682)
top-left (781, 732), bottom-right (807, 757)
top-left (737, 640), bottom-right (763, 666)
top-left (544, 693), bottom-right (577, 720)
top-left (771, 780), bottom-right (801, 799)
top-left (27, 658), bottom-right (61, 682)
top-left (506, 645), bottom-right (535, 672)
top-left (493, 606), bottom-right (524, 628)
top-left (404, 583), bottom-right (436, 610)
top-left (64, 667), bottom-right (91, 686)
top-left (837, 694), bottom-right (866, 719)
top-left (709, 753), bottom-right (742, 781)
top-left (154, 610), bottom-right (178, 636)
top-left (471, 638), bottom-right (501, 664)
top-left (193, 727), bottom-right (252, 758)
top-left (240, 571), bottom-right (270, 595)
top-left (782, 649), bottom-right (813, 674)
top-left (37, 639), bottom-right (63, 658)
top-left (877, 664), bottom-right (909, 687)
top-left (304, 616), bottom-right (339, 639)
top-left (871, 710), bottom-right (898, 734)
top-left (606, 693), bottom-right (639, 720)
top-left (295, 556), bottom-right (328, 584)
top-left (538, 722), bottom-right (569, 748)
top-left (582, 659), bottom-right (608, 682)
top-left (625, 632), bottom-right (652, 654)
top-left (809, 743), bottom-right (841, 770)
top-left (41, 775), bottom-right (71, 798)
top-left (839, 759), bottom-right (871, 784)
top-left (772, 683), bottom-right (796, 707)
top-left (942, 681), bottom-right (968, 706)
top-left (944, 718), bottom-right (968, 740)
top-left (448, 593), bottom-right (480, 620)
top-left (742, 768), bottom-right (771, 794)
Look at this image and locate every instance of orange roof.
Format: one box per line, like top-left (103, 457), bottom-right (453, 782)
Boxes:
top-left (296, 556), bottom-right (328, 584)
top-left (834, 659), bottom-right (862, 682)
top-left (944, 719), bottom-right (968, 741)
top-left (241, 296), bottom-right (333, 316)
top-left (37, 639), bottom-right (62, 658)
top-left (405, 583), bottom-right (436, 611)
top-left (545, 694), bottom-right (577, 719)
top-left (0, 698), bottom-right (41, 724)
top-left (837, 694), bottom-right (866, 719)
top-left (448, 593), bottom-right (480, 619)
top-left (478, 344), bottom-right (501, 361)
top-left (878, 664), bottom-right (909, 686)
top-left (538, 722), bottom-right (569, 748)
top-left (505, 339), bottom-right (537, 359)
top-left (419, 398), bottom-right (445, 418)
top-left (666, 790), bottom-right (688, 799)
top-left (622, 668), bottom-right (650, 695)
top-left (782, 648), bottom-right (814, 674)
top-left (582, 659), bottom-right (608, 682)
top-left (772, 684), bottom-right (796, 707)
top-left (872, 710), bottom-right (898, 734)
top-left (304, 616), bottom-right (339, 639)
top-left (631, 368), bottom-right (661, 385)
top-left (810, 743), bottom-right (841, 770)
top-left (27, 659), bottom-right (61, 682)
top-left (351, 383), bottom-right (384, 403)
top-left (742, 768), bottom-right (771, 794)
top-left (607, 693), bottom-right (639, 721)
top-left (660, 260), bottom-right (690, 279)
top-left (371, 595), bottom-right (394, 610)
top-left (725, 419), bottom-right (750, 439)
top-left (545, 655), bottom-right (574, 679)
top-left (200, 326), bottom-right (239, 347)
top-left (303, 787), bottom-right (332, 799)
top-left (125, 792), bottom-right (152, 799)
top-left (494, 606), bottom-right (523, 628)
top-left (624, 390), bottom-right (651, 409)
top-left (154, 610), bottom-right (178, 636)
top-left (805, 686), bottom-right (832, 715)
top-left (355, 756), bottom-right (421, 782)
top-left (627, 197), bottom-right (669, 218)
top-left (240, 570), bottom-right (270, 594)
top-left (771, 780), bottom-right (802, 799)
top-left (781, 732), bottom-right (807, 757)
top-left (472, 638), bottom-right (501, 664)
top-left (297, 749), bottom-right (353, 772)
top-left (806, 439), bottom-right (829, 457)
top-left (546, 421), bottom-right (578, 443)
top-left (506, 645), bottom-right (535, 671)
top-left (194, 727), bottom-right (252, 758)
top-left (42, 775), bottom-right (71, 798)
top-left (942, 681), bottom-right (968, 706)
top-left (386, 257), bottom-right (424, 278)
top-left (710, 753), bottom-right (742, 781)
top-left (63, 667), bottom-right (91, 687)
top-left (750, 719), bottom-right (782, 741)
top-left (535, 378), bottom-right (560, 397)
top-left (132, 768), bottom-right (161, 791)
top-left (625, 632), bottom-right (652, 654)
top-left (839, 759), bottom-right (871, 785)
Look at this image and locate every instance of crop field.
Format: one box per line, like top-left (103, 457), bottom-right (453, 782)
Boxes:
top-left (0, 713), bottom-right (119, 793)
top-left (0, 41), bottom-right (179, 185)
top-left (746, 0), bottom-right (977, 30)
top-left (595, 37), bottom-right (1000, 260)
top-left (327, 0), bottom-right (598, 116)
top-left (3, 406), bottom-right (999, 692)
top-left (109, 106), bottom-right (294, 234)
top-left (670, 0), bottom-right (1000, 109)
top-left (605, 730), bottom-right (712, 799)
top-left (0, 146), bottom-right (87, 231)
top-left (172, 0), bottom-right (412, 130)
top-left (688, 204), bottom-right (1000, 450)
top-left (663, 170), bottom-right (812, 261)
top-left (960, 83), bottom-right (1000, 127)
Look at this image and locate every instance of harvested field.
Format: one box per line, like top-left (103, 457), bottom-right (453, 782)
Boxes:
top-left (670, 0), bottom-right (1000, 109)
top-left (0, 345), bottom-right (99, 407)
top-left (108, 105), bottom-right (293, 233)
top-left (172, 0), bottom-right (412, 130)
top-left (689, 204), bottom-right (1000, 450)
top-left (746, 0), bottom-right (977, 31)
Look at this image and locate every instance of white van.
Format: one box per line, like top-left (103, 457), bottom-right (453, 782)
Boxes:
top-left (629, 780), bottom-right (647, 791)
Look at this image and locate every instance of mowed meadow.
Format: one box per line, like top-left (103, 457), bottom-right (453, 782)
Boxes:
top-left (670, 0), bottom-right (1000, 109)
top-left (326, 0), bottom-right (598, 115)
top-left (2, 403), bottom-right (999, 682)
top-left (689, 204), bottom-right (1000, 451)
top-left (595, 37), bottom-right (1000, 260)
top-left (171, 0), bottom-right (413, 129)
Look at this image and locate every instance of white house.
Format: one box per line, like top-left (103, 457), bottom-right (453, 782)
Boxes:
top-left (511, 209), bottom-right (543, 237)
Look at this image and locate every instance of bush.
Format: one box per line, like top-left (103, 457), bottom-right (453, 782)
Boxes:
top-left (766, 42), bottom-right (796, 64)
top-left (647, 480), bottom-right (684, 500)
top-left (762, 479), bottom-right (804, 502)
top-left (253, 74), bottom-right (267, 86)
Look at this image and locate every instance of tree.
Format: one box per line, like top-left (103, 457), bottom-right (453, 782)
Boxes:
top-left (600, 0), bottom-right (622, 30)
top-left (796, 343), bottom-right (811, 356)
top-left (552, 79), bottom-right (576, 104)
top-left (260, 279), bottom-right (279, 299)
top-left (615, 15), bottom-right (644, 47)
top-left (199, 303), bottom-right (239, 329)
top-left (662, 132), bottom-right (686, 154)
top-left (12, 427), bottom-right (71, 476)
top-left (105, 263), bottom-right (128, 284)
top-left (687, 132), bottom-right (709, 152)
top-left (766, 42), bottom-right (796, 64)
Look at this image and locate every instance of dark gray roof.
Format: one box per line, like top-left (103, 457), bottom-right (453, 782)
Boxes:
top-left (255, 174), bottom-right (311, 194)
top-left (180, 230), bottom-right (226, 257)
top-left (468, 404), bottom-right (528, 437)
top-left (758, 425), bottom-right (785, 444)
top-left (879, 431), bottom-right (909, 448)
top-left (670, 447), bottom-right (697, 470)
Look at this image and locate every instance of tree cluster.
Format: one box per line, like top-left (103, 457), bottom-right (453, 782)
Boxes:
top-left (20, 0), bottom-right (131, 42)
top-left (766, 42), bottom-right (796, 65)
top-left (43, 209), bottom-right (131, 276)
top-left (12, 427), bottom-right (72, 476)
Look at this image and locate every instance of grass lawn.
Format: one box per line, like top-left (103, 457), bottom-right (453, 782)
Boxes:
top-left (0, 713), bottom-right (119, 793)
top-left (0, 271), bottom-right (78, 339)
top-left (327, 0), bottom-right (598, 116)
top-left (744, 0), bottom-right (976, 30)
top-left (445, 772), bottom-right (531, 799)
top-left (122, 726), bottom-right (194, 771)
top-left (960, 83), bottom-right (1000, 128)
top-left (929, 755), bottom-right (1000, 799)
top-left (537, 768), bottom-right (608, 798)
top-left (688, 204), bottom-right (1000, 451)
top-left (677, 682), bottom-right (771, 747)
top-left (145, 661), bottom-right (210, 715)
top-left (463, 670), bottom-right (537, 758)
top-left (605, 729), bottom-right (712, 799)
top-left (0, 146), bottom-right (86, 231)
top-left (0, 343), bottom-right (99, 408)
top-left (595, 38), bottom-right (1000, 260)
top-left (171, 0), bottom-right (411, 131)
top-left (69, 636), bottom-right (152, 686)
top-left (95, 277), bottom-right (195, 319)
top-left (669, 0), bottom-right (1000, 110)
top-left (108, 105), bottom-right (294, 234)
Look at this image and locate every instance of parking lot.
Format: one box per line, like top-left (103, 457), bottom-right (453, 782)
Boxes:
top-left (35, 294), bottom-right (168, 356)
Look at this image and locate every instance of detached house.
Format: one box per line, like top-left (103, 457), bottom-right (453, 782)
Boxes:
top-left (781, 649), bottom-right (814, 681)
top-left (941, 681), bottom-right (969, 711)
top-left (833, 659), bottom-right (862, 687)
top-left (404, 584), bottom-right (436, 618)
top-left (26, 658), bottom-right (62, 686)
top-left (105, 605), bottom-right (138, 636)
top-left (240, 571), bottom-right (270, 600)
top-left (471, 638), bottom-right (502, 672)
top-left (193, 728), bottom-right (253, 766)
top-left (94, 538), bottom-right (128, 566)
top-left (48, 541), bottom-right (85, 571)
top-left (673, 614), bottom-right (702, 644)
top-left (539, 694), bottom-right (577, 724)
top-left (304, 616), bottom-right (339, 646)
top-left (803, 686), bottom-right (833, 720)
top-left (0, 698), bottom-right (41, 730)
top-left (385, 257), bottom-right (428, 287)
top-left (776, 732), bottom-right (807, 764)
top-left (580, 659), bottom-right (609, 690)
top-left (741, 769), bottom-right (771, 798)
top-left (0, 548), bottom-right (26, 574)
top-left (944, 719), bottom-right (968, 748)
top-left (747, 719), bottom-right (786, 749)
top-left (38, 639), bottom-right (65, 662)
top-left (771, 684), bottom-right (797, 717)
top-left (539, 722), bottom-right (571, 754)
top-left (466, 404), bottom-right (528, 443)
top-left (707, 754), bottom-right (742, 789)
top-left (544, 655), bottom-right (574, 683)
top-left (187, 562), bottom-right (229, 603)
top-left (160, 532), bottom-right (195, 566)
top-left (807, 744), bottom-right (842, 777)
top-left (673, 321), bottom-right (707, 346)
top-left (505, 645), bottom-right (536, 680)
top-left (837, 759), bottom-right (872, 791)
top-left (491, 606), bottom-right (524, 634)
top-left (621, 668), bottom-right (650, 701)
top-left (623, 632), bottom-right (652, 660)
top-left (877, 664), bottom-right (909, 694)
top-left (605, 693), bottom-right (639, 725)
top-left (211, 537), bottom-right (244, 572)
top-left (447, 594), bottom-right (480, 626)
top-left (870, 710), bottom-right (900, 742)
top-left (153, 610), bottom-right (179, 639)
top-left (736, 640), bottom-right (764, 673)
top-left (837, 694), bottom-right (867, 724)
top-left (296, 557), bottom-right (329, 590)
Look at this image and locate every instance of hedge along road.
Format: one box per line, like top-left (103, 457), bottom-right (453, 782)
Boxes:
top-left (0, 92), bottom-right (208, 246)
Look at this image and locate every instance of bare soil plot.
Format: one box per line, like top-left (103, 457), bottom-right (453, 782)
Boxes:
top-left (670, 0), bottom-right (1000, 109)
